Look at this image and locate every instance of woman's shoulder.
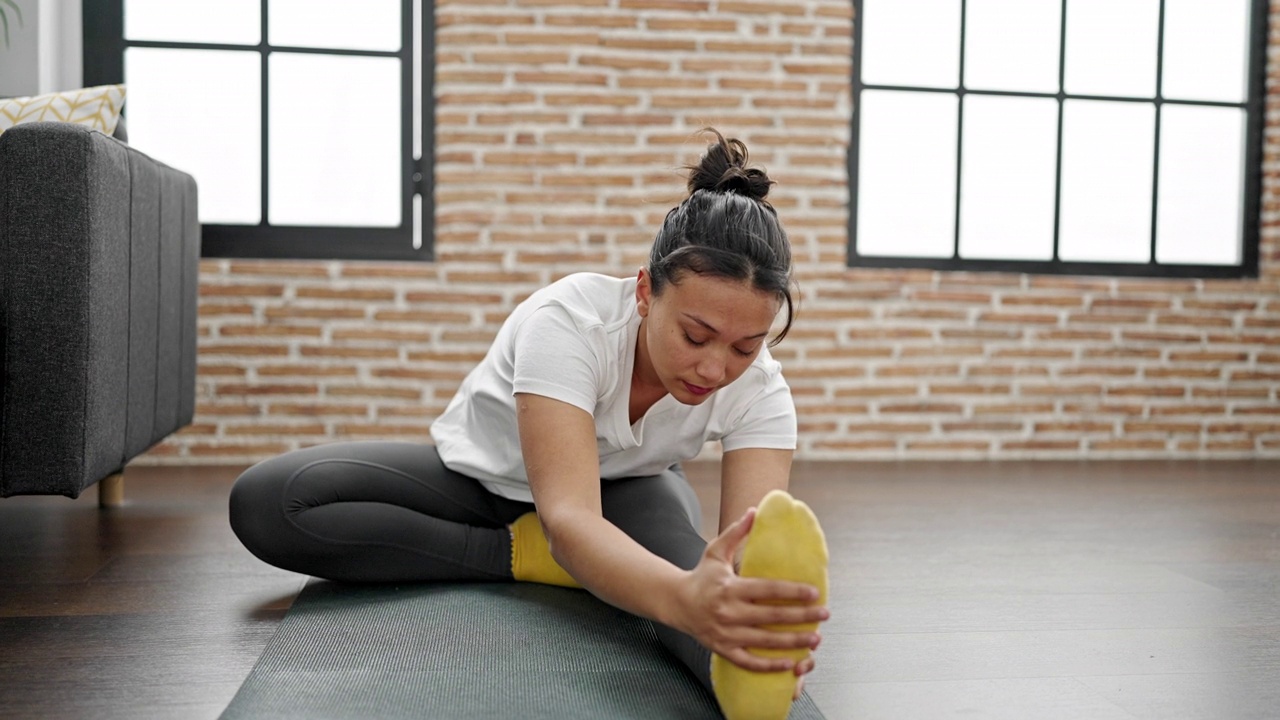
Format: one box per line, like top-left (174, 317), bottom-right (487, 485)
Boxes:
top-left (522, 272), bottom-right (638, 327)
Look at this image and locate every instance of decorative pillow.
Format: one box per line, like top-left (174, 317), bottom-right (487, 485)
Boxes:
top-left (0, 84), bottom-right (126, 138)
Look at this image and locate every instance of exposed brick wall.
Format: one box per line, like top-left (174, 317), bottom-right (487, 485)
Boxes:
top-left (143, 0), bottom-right (1280, 465)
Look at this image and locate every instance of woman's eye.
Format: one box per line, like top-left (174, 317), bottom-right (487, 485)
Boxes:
top-left (683, 333), bottom-right (707, 347)
top-left (733, 346), bottom-right (754, 357)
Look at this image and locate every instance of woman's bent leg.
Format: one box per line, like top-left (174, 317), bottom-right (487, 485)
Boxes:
top-left (600, 467), bottom-right (715, 692)
top-left (229, 441), bottom-right (532, 583)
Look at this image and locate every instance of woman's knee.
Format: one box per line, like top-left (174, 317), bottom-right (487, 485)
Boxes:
top-left (228, 457), bottom-right (296, 565)
top-left (601, 469), bottom-right (701, 531)
top-left (602, 470), bottom-right (706, 569)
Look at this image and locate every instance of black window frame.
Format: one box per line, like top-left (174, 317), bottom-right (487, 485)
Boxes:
top-left (83, 0), bottom-right (434, 261)
top-left (848, 0), bottom-right (1267, 279)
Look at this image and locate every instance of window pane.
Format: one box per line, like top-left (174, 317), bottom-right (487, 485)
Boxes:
top-left (125, 0), bottom-right (259, 45)
top-left (124, 48), bottom-right (261, 225)
top-left (1156, 105), bottom-right (1246, 265)
top-left (269, 0), bottom-right (401, 52)
top-left (959, 95), bottom-right (1059, 261)
top-left (964, 0), bottom-right (1061, 94)
top-left (1059, 100), bottom-right (1155, 263)
top-left (1064, 0), bottom-right (1159, 98)
top-left (856, 90), bottom-right (958, 258)
top-left (1162, 0), bottom-right (1251, 103)
top-left (861, 0), bottom-right (961, 89)
top-left (268, 53), bottom-right (401, 227)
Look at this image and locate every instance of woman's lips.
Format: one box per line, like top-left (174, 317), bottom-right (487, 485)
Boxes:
top-left (683, 381), bottom-right (712, 396)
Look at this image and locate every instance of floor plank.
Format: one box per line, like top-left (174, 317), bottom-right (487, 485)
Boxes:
top-left (1, 460), bottom-right (1278, 719)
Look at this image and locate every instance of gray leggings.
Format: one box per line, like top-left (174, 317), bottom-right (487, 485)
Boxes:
top-left (228, 441), bottom-right (713, 690)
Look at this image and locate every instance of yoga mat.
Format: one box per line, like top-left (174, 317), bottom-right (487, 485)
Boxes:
top-left (221, 580), bottom-right (827, 720)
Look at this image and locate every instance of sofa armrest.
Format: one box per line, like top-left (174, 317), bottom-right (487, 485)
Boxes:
top-left (0, 122), bottom-right (200, 498)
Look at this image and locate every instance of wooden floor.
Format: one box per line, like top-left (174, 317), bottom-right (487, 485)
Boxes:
top-left (1, 460), bottom-right (1278, 720)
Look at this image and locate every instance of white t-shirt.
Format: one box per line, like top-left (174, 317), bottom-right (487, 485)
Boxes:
top-left (430, 272), bottom-right (797, 502)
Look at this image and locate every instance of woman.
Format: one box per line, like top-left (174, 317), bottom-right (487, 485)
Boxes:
top-left (229, 128), bottom-right (829, 717)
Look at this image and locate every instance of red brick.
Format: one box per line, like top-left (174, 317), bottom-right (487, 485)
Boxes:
top-left (1034, 421), bottom-right (1114, 433)
top-left (843, 422), bottom-right (932, 434)
top-left (217, 384), bottom-right (318, 396)
top-left (200, 284), bottom-right (286, 298)
top-left (1144, 367), bottom-right (1224, 380)
top-left (940, 421), bottom-right (1022, 433)
top-left (832, 385), bottom-right (918, 398)
top-left (1229, 370), bottom-right (1280, 381)
top-left (336, 423), bottom-right (431, 437)
top-left (195, 365), bottom-right (248, 378)
top-left (1001, 440), bottom-right (1081, 451)
top-left (300, 346), bottom-right (401, 360)
top-left (1125, 421), bottom-right (1201, 434)
top-left (263, 307), bottom-right (366, 320)
top-left (1089, 439), bottom-right (1169, 451)
top-left (579, 54), bottom-right (670, 71)
top-left (199, 344), bottom-right (290, 357)
top-left (874, 364), bottom-right (962, 378)
top-left (187, 443), bottom-right (291, 457)
top-left (1150, 404), bottom-right (1227, 416)
top-left (295, 287), bottom-right (396, 302)
top-left (270, 403), bottom-right (369, 417)
top-left (1156, 314), bottom-right (1234, 328)
top-left (1058, 366), bottom-right (1139, 378)
top-left (811, 439), bottom-right (896, 451)
top-left (256, 365), bottom-right (358, 378)
top-left (1190, 386), bottom-right (1272, 398)
top-left (928, 383), bottom-right (1012, 395)
top-left (327, 386), bottom-right (424, 400)
top-left (972, 403), bottom-right (1055, 415)
top-left (878, 402), bottom-right (964, 415)
top-left (1105, 385), bottom-right (1186, 397)
top-left (906, 440), bottom-right (991, 452)
top-left (218, 325), bottom-right (324, 338)
top-left (1091, 297), bottom-right (1171, 310)
top-left (223, 423), bottom-right (327, 436)
top-left (195, 402), bottom-right (261, 416)
top-left (912, 290), bottom-right (992, 304)
top-left (1068, 312), bottom-right (1150, 325)
top-left (199, 303), bottom-right (255, 317)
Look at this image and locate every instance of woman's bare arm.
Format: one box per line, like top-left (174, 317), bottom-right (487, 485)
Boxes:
top-left (718, 447), bottom-right (794, 535)
top-left (515, 392), bottom-right (822, 673)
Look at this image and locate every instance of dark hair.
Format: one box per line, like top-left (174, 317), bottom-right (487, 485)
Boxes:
top-left (647, 128), bottom-right (796, 346)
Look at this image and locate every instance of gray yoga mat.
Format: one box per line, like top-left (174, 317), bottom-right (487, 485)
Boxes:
top-left (221, 580), bottom-right (826, 720)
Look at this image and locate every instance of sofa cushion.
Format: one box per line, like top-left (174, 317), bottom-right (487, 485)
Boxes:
top-left (0, 84), bottom-right (126, 139)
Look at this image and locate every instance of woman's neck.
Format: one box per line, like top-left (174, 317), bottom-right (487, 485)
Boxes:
top-left (629, 318), bottom-right (667, 423)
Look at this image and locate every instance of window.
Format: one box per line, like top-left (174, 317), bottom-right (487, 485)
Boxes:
top-left (849, 0), bottom-right (1266, 278)
top-left (83, 0), bottom-right (433, 261)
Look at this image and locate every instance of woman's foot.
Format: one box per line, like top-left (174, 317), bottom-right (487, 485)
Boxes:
top-left (709, 490), bottom-right (829, 720)
top-left (509, 512), bottom-right (582, 588)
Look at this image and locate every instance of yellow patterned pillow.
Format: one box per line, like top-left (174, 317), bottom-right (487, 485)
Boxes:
top-left (0, 84), bottom-right (126, 138)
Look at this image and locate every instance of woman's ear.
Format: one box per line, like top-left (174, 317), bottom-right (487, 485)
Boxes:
top-left (635, 267), bottom-right (652, 318)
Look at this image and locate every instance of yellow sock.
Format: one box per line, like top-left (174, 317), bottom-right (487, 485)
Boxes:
top-left (509, 512), bottom-right (582, 589)
top-left (710, 490), bottom-right (829, 720)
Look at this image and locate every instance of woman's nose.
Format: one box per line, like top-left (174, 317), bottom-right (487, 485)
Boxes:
top-left (696, 351), bottom-right (727, 384)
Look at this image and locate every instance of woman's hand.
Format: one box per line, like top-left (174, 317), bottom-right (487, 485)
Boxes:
top-left (672, 507), bottom-right (829, 675)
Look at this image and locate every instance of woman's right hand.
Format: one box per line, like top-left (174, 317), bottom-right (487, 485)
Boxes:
top-left (672, 507), bottom-right (829, 673)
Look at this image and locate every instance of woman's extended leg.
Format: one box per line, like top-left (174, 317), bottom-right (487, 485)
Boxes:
top-left (228, 441), bottom-right (533, 583)
top-left (599, 467), bottom-right (716, 692)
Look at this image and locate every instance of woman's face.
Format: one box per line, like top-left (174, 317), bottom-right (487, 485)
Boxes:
top-left (635, 269), bottom-right (782, 405)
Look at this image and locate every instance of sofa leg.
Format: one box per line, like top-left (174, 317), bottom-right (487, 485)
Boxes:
top-left (99, 472), bottom-right (125, 508)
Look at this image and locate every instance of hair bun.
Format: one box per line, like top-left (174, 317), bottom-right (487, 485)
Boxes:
top-left (686, 128), bottom-right (774, 202)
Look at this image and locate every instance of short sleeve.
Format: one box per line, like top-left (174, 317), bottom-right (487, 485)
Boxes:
top-left (719, 369), bottom-right (797, 452)
top-left (512, 304), bottom-right (602, 416)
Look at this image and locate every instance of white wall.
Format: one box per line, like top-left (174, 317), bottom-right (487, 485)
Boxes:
top-left (0, 0), bottom-right (81, 97)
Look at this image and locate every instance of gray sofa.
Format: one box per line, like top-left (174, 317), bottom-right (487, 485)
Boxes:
top-left (0, 121), bottom-right (199, 499)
